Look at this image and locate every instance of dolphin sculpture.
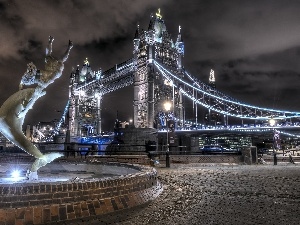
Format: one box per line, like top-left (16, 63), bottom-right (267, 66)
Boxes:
top-left (0, 37), bottom-right (72, 179)
top-left (0, 87), bottom-right (62, 173)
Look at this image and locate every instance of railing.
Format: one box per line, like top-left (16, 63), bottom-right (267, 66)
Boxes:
top-left (36, 143), bottom-right (243, 158)
top-left (2, 144), bottom-right (299, 164)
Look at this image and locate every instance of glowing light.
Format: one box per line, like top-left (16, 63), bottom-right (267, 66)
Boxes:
top-left (164, 101), bottom-right (172, 111)
top-left (11, 170), bottom-right (21, 179)
top-left (164, 79), bottom-right (173, 86)
top-left (79, 90), bottom-right (85, 96)
top-left (269, 118), bottom-right (276, 126)
top-left (153, 60), bottom-right (300, 120)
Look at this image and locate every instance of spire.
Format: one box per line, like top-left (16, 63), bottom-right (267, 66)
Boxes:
top-left (148, 16), bottom-right (154, 30)
top-left (84, 57), bottom-right (89, 66)
top-left (156, 8), bottom-right (163, 19)
top-left (149, 8), bottom-right (163, 30)
top-left (134, 24), bottom-right (140, 39)
top-left (177, 25), bottom-right (183, 42)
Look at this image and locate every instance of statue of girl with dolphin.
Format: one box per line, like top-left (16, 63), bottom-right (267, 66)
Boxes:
top-left (0, 36), bottom-right (73, 180)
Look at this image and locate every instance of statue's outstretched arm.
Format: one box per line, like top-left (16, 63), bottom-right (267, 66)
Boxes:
top-left (45, 36), bottom-right (54, 57)
top-left (62, 40), bottom-right (73, 62)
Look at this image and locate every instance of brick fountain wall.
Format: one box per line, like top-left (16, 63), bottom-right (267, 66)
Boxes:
top-left (0, 163), bottom-right (162, 225)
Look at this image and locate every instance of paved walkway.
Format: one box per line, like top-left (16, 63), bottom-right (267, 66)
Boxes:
top-left (68, 162), bottom-right (300, 225)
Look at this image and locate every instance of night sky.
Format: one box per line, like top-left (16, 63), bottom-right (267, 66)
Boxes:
top-left (1, 0), bottom-right (300, 131)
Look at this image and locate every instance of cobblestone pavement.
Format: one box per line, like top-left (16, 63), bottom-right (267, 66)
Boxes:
top-left (72, 162), bottom-right (300, 225)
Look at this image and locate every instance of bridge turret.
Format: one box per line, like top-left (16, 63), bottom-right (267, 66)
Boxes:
top-left (148, 15), bottom-right (154, 31)
top-left (133, 24), bottom-right (140, 70)
top-left (132, 9), bottom-right (185, 128)
top-left (94, 69), bottom-right (102, 80)
top-left (74, 66), bottom-right (80, 84)
top-left (176, 25), bottom-right (184, 71)
top-left (78, 58), bottom-right (94, 82)
top-left (133, 24), bottom-right (140, 51)
top-left (69, 68), bottom-right (76, 101)
top-left (68, 66), bottom-right (79, 138)
top-left (69, 69), bottom-right (76, 85)
top-left (147, 15), bottom-right (156, 64)
top-left (147, 9), bottom-right (167, 43)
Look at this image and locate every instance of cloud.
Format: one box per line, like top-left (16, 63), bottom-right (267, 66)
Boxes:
top-left (1, 0), bottom-right (300, 129)
top-left (0, 0), bottom-right (171, 60)
top-left (177, 1), bottom-right (300, 61)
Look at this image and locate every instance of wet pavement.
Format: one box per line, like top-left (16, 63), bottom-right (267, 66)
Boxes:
top-left (82, 162), bottom-right (300, 225)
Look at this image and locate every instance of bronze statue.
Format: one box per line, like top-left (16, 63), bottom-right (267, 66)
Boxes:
top-left (20, 36), bottom-right (73, 90)
top-left (0, 36), bottom-right (73, 179)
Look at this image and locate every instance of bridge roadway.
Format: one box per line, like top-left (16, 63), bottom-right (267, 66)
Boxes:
top-left (160, 124), bottom-right (300, 136)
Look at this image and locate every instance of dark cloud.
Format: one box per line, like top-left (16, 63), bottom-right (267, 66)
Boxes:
top-left (1, 0), bottom-right (300, 130)
top-left (0, 0), bottom-right (171, 59)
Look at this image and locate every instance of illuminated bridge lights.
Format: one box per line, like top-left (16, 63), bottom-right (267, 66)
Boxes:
top-left (153, 60), bottom-right (300, 120)
top-left (62, 53), bottom-right (300, 138)
top-left (157, 124), bottom-right (300, 137)
top-left (80, 136), bottom-right (113, 145)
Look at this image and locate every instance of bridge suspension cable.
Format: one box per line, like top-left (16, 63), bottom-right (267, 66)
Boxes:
top-left (154, 61), bottom-right (300, 120)
top-left (53, 100), bottom-right (70, 136)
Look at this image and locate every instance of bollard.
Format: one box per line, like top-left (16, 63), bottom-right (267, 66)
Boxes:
top-left (166, 151), bottom-right (170, 168)
top-left (274, 153), bottom-right (277, 165)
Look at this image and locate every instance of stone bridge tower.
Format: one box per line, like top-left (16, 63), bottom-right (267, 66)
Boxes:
top-left (67, 9), bottom-right (185, 138)
top-left (133, 9), bottom-right (185, 128)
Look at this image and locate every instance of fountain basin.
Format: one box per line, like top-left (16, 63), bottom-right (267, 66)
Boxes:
top-left (0, 159), bottom-right (162, 225)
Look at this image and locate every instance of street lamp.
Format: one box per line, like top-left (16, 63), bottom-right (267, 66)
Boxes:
top-left (269, 118), bottom-right (276, 127)
top-left (164, 101), bottom-right (172, 168)
top-left (164, 101), bottom-right (171, 111)
top-left (269, 118), bottom-right (278, 165)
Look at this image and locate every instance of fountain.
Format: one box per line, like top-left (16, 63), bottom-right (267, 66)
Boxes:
top-left (0, 36), bottom-right (72, 179)
top-left (0, 38), bottom-right (162, 225)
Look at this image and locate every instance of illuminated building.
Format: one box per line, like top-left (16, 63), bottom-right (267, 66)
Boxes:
top-left (204, 69), bottom-right (222, 125)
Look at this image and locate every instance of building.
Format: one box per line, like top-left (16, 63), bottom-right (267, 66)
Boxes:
top-left (204, 69), bottom-right (222, 125)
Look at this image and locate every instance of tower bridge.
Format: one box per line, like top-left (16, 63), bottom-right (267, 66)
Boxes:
top-left (66, 9), bottom-right (300, 140)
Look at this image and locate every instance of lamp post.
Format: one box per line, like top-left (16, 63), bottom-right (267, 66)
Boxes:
top-left (269, 118), bottom-right (278, 165)
top-left (164, 101), bottom-right (172, 168)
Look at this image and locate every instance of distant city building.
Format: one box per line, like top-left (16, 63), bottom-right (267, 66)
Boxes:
top-left (0, 133), bottom-right (16, 149)
top-left (204, 69), bottom-right (222, 125)
top-left (31, 122), bottom-right (56, 142)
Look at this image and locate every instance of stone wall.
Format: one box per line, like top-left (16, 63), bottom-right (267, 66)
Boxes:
top-left (0, 163), bottom-right (162, 225)
top-left (106, 128), bottom-right (157, 154)
top-left (159, 154), bottom-right (243, 164)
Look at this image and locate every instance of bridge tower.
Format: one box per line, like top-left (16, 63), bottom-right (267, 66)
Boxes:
top-left (133, 9), bottom-right (184, 128)
top-left (68, 59), bottom-right (102, 137)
